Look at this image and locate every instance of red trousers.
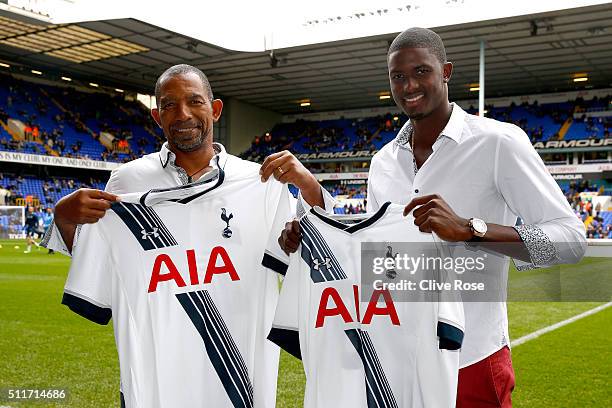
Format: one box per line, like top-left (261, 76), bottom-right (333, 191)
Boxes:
top-left (456, 346), bottom-right (515, 408)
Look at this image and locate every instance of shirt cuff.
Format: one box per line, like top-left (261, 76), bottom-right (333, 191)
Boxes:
top-left (40, 221), bottom-right (80, 257)
top-left (296, 187), bottom-right (336, 218)
top-left (513, 224), bottom-right (557, 271)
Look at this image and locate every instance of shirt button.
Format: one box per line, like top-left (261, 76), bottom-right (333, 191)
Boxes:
top-left (414, 189), bottom-right (419, 193)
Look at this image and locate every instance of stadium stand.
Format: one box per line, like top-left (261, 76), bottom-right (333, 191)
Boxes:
top-left (242, 97), bottom-right (610, 162)
top-left (0, 73), bottom-right (162, 162)
top-left (0, 173), bottom-right (105, 208)
top-left (0, 74), bottom-right (610, 235)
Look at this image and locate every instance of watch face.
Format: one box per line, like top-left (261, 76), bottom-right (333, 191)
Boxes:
top-left (473, 219), bottom-right (487, 234)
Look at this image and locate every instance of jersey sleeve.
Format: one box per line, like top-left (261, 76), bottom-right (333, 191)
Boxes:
top-left (261, 179), bottom-right (293, 276)
top-left (267, 253), bottom-right (301, 359)
top-left (41, 167), bottom-right (122, 256)
top-left (61, 222), bottom-right (113, 325)
top-left (432, 234), bottom-right (465, 350)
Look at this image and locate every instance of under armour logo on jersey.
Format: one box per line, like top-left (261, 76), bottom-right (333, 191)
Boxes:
top-left (141, 227), bottom-right (160, 240)
top-left (312, 257), bottom-right (332, 271)
top-left (221, 208), bottom-right (234, 238)
top-left (111, 202), bottom-right (177, 251)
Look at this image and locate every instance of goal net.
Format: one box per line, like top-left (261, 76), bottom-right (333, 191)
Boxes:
top-left (0, 206), bottom-right (26, 239)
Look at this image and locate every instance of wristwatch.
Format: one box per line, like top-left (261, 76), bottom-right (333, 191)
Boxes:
top-left (468, 217), bottom-right (487, 238)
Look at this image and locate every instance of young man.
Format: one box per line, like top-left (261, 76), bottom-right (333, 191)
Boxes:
top-left (279, 28), bottom-right (586, 407)
top-left (43, 64), bottom-right (329, 407)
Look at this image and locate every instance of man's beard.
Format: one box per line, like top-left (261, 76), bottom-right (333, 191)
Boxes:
top-left (171, 129), bottom-right (209, 152)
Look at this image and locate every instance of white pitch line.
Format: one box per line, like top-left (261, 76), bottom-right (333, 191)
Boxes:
top-left (511, 301), bottom-right (612, 347)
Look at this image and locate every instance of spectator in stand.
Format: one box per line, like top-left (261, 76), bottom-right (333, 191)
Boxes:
top-left (0, 185), bottom-right (10, 206)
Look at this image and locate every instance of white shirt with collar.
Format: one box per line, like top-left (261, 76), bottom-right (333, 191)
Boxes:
top-left (43, 142), bottom-right (334, 255)
top-left (367, 103), bottom-right (586, 367)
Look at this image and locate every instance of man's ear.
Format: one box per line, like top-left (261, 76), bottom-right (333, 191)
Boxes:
top-left (211, 99), bottom-right (223, 122)
top-left (151, 108), bottom-right (162, 128)
top-left (442, 61), bottom-right (453, 83)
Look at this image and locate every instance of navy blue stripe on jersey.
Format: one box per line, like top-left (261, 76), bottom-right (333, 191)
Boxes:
top-left (262, 253), bottom-right (289, 275)
top-left (299, 239), bottom-right (333, 282)
top-left (111, 202), bottom-right (156, 250)
top-left (120, 202), bottom-right (164, 247)
top-left (192, 290), bottom-right (254, 406)
top-left (300, 217), bottom-right (347, 283)
top-left (346, 329), bottom-right (398, 408)
top-left (111, 202), bottom-right (177, 251)
top-left (177, 290), bottom-right (254, 408)
top-left (437, 321), bottom-right (464, 350)
top-left (199, 291), bottom-right (254, 398)
top-left (141, 205), bottom-right (178, 246)
top-left (267, 327), bottom-right (301, 360)
top-left (301, 217), bottom-right (346, 279)
top-left (139, 206), bottom-right (173, 247)
top-left (359, 330), bottom-right (398, 408)
top-left (62, 292), bottom-right (112, 325)
top-left (127, 203), bottom-right (173, 248)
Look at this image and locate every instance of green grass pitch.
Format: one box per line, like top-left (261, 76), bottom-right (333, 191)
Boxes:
top-left (0, 240), bottom-right (609, 407)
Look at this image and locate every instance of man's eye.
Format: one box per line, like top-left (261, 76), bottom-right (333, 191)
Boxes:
top-left (191, 100), bottom-right (204, 105)
top-left (392, 74), bottom-right (404, 80)
top-left (162, 103), bottom-right (174, 109)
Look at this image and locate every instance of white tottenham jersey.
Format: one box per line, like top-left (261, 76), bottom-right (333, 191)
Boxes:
top-left (62, 159), bottom-right (293, 408)
top-left (266, 203), bottom-right (464, 408)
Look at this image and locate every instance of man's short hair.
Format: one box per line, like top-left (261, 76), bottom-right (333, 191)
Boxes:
top-left (154, 64), bottom-right (214, 106)
top-left (387, 27), bottom-right (447, 64)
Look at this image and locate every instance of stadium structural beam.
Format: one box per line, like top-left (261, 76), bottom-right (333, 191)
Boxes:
top-left (479, 39), bottom-right (485, 117)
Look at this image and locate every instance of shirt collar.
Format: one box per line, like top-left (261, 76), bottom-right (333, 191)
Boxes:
top-left (393, 102), bottom-right (466, 149)
top-left (159, 142), bottom-right (228, 170)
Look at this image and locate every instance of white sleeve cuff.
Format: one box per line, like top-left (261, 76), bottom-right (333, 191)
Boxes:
top-left (40, 221), bottom-right (81, 256)
top-left (296, 187), bottom-right (336, 218)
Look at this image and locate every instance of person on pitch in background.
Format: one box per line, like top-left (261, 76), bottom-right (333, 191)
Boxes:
top-left (41, 64), bottom-right (331, 407)
top-left (41, 207), bottom-right (55, 254)
top-left (278, 27), bottom-right (586, 408)
top-left (24, 205), bottom-right (41, 253)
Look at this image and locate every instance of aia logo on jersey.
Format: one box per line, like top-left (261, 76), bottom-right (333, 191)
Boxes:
top-left (315, 285), bottom-right (400, 328)
top-left (220, 208), bottom-right (233, 238)
top-left (148, 246), bottom-right (240, 293)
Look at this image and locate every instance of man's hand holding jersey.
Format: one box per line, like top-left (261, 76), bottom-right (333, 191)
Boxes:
top-left (259, 150), bottom-right (324, 208)
top-left (403, 194), bottom-right (473, 241)
top-left (278, 193), bottom-right (478, 255)
top-left (53, 189), bottom-right (119, 250)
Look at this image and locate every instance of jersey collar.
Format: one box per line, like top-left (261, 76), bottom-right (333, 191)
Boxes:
top-left (139, 155), bottom-right (225, 206)
top-left (309, 201), bottom-right (392, 234)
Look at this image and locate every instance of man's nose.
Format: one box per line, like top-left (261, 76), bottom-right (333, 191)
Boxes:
top-left (403, 76), bottom-right (418, 93)
top-left (175, 102), bottom-right (192, 121)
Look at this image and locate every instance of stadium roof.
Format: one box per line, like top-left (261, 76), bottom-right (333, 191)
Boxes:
top-left (0, 3), bottom-right (611, 114)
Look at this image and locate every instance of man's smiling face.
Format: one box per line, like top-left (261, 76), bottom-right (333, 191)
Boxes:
top-left (388, 47), bottom-right (452, 120)
top-left (152, 72), bottom-right (221, 153)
